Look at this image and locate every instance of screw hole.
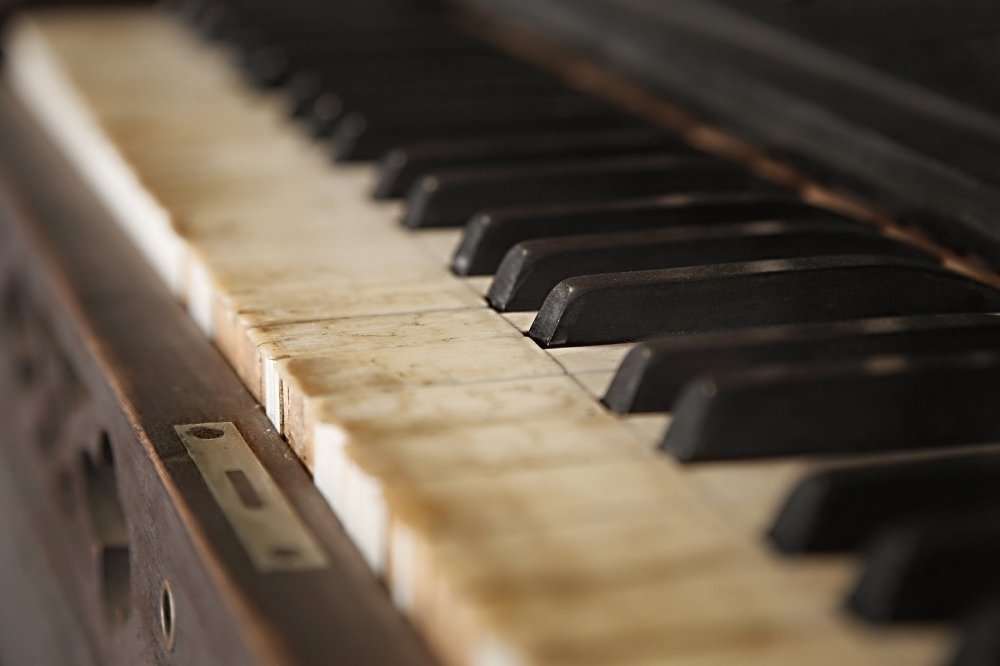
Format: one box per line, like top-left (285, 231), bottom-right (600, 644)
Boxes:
top-left (271, 545), bottom-right (300, 561)
top-left (189, 426), bottom-right (224, 440)
top-left (160, 579), bottom-right (176, 651)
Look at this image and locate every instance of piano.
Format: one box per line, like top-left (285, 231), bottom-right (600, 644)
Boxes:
top-left (2, 1), bottom-right (1000, 664)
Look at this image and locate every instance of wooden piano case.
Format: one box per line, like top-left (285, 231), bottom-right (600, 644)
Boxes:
top-left (0, 88), bottom-right (433, 665)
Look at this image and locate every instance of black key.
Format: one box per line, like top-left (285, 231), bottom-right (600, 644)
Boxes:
top-left (237, 27), bottom-right (476, 63)
top-left (284, 47), bottom-right (550, 119)
top-left (770, 446), bottom-right (1000, 553)
top-left (849, 512), bottom-right (1000, 622)
top-left (242, 31), bottom-right (487, 86)
top-left (300, 76), bottom-right (560, 131)
top-left (403, 156), bottom-right (757, 229)
top-left (255, 45), bottom-right (523, 89)
top-left (200, 4), bottom-right (452, 44)
top-left (373, 128), bottom-right (689, 199)
top-left (489, 219), bottom-right (922, 312)
top-left (529, 255), bottom-right (1000, 347)
top-left (187, 1), bottom-right (243, 38)
top-left (277, 30), bottom-right (495, 58)
top-left (452, 194), bottom-right (824, 276)
top-left (605, 312), bottom-right (1000, 413)
top-left (663, 349), bottom-right (1000, 461)
top-left (164, 0), bottom-right (213, 25)
top-left (312, 89), bottom-right (599, 140)
top-left (291, 63), bottom-right (551, 124)
top-left (952, 601), bottom-right (1000, 666)
top-left (335, 101), bottom-right (634, 162)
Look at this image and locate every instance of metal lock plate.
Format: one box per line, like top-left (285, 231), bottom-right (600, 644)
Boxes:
top-left (175, 422), bottom-right (327, 573)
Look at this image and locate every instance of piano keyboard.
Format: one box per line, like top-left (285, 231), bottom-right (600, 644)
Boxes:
top-left (8, 3), bottom-right (1000, 664)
